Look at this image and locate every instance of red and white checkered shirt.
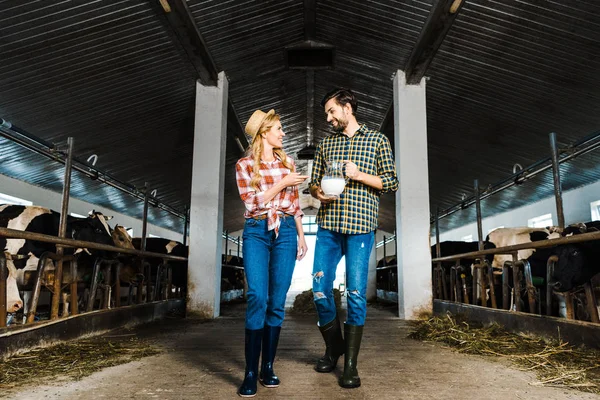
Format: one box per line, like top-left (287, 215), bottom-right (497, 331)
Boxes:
top-left (236, 154), bottom-right (303, 236)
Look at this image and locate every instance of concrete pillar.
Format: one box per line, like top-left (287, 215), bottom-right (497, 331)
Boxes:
top-left (187, 72), bottom-right (228, 318)
top-left (393, 70), bottom-right (432, 320)
top-left (367, 237), bottom-right (377, 301)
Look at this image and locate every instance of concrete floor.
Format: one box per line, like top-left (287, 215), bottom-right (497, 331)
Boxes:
top-left (4, 303), bottom-right (600, 400)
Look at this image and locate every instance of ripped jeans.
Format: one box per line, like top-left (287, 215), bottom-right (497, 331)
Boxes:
top-left (312, 227), bottom-right (374, 327)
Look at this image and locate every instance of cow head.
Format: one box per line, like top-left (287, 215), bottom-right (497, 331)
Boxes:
top-left (69, 212), bottom-right (115, 250)
top-left (550, 244), bottom-right (588, 292)
top-left (112, 225), bottom-right (135, 249)
top-left (4, 256), bottom-right (23, 313)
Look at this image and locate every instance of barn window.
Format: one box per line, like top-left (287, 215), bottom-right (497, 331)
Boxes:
top-left (149, 234), bottom-right (160, 238)
top-left (461, 234), bottom-right (473, 242)
top-left (591, 200), bottom-right (600, 221)
top-left (302, 215), bottom-right (318, 234)
top-left (0, 192), bottom-right (32, 206)
top-left (528, 213), bottom-right (553, 228)
top-left (126, 228), bottom-right (134, 237)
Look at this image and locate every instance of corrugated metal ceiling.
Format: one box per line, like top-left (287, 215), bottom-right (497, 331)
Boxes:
top-left (0, 0), bottom-right (599, 237)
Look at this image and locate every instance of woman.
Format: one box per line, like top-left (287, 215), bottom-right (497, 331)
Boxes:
top-left (235, 109), bottom-right (309, 397)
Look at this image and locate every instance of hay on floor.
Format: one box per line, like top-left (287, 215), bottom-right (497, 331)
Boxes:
top-left (0, 334), bottom-right (160, 389)
top-left (291, 289), bottom-right (342, 314)
top-left (409, 312), bottom-right (600, 394)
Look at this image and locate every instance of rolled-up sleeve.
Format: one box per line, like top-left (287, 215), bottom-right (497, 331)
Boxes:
top-left (377, 136), bottom-right (399, 193)
top-left (308, 142), bottom-right (325, 189)
top-left (236, 160), bottom-right (266, 211)
top-left (293, 185), bottom-right (304, 219)
top-left (289, 158), bottom-right (305, 219)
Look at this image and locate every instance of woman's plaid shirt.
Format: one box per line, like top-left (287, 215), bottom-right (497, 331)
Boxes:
top-left (236, 154), bottom-right (303, 236)
top-left (309, 125), bottom-right (398, 234)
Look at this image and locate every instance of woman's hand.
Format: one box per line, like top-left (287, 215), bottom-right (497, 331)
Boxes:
top-left (281, 172), bottom-right (309, 188)
top-left (297, 236), bottom-right (308, 260)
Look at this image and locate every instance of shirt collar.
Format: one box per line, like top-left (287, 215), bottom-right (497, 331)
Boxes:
top-left (334, 124), bottom-right (368, 137)
top-left (260, 152), bottom-right (282, 164)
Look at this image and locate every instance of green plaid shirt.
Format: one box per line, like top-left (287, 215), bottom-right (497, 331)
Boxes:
top-left (309, 124), bottom-right (398, 234)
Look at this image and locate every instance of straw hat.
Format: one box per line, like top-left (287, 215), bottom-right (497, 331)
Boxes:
top-left (245, 109), bottom-right (275, 138)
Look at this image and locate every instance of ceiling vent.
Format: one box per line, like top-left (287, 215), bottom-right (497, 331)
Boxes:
top-left (285, 40), bottom-right (335, 70)
top-left (297, 144), bottom-right (317, 160)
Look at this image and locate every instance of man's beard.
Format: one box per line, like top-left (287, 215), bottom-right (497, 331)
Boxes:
top-left (332, 116), bottom-right (348, 132)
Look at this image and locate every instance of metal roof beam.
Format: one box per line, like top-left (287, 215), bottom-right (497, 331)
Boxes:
top-left (157, 0), bottom-right (218, 85)
top-left (403, 0), bottom-right (465, 84)
top-left (151, 0), bottom-right (248, 153)
top-left (379, 0), bottom-right (465, 136)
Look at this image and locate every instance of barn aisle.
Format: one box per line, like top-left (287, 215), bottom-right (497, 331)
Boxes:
top-left (4, 304), bottom-right (598, 400)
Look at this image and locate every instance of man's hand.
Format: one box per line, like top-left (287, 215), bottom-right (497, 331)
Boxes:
top-left (310, 185), bottom-right (336, 204)
top-left (343, 160), bottom-right (362, 181)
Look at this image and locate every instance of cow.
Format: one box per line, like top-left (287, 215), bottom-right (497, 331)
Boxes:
top-left (429, 241), bottom-right (495, 304)
top-left (222, 254), bottom-right (245, 292)
top-left (550, 240), bottom-right (600, 292)
top-left (111, 225), bottom-right (135, 250)
top-left (485, 227), bottom-right (561, 272)
top-left (562, 220), bottom-right (600, 236)
top-left (475, 225), bottom-right (600, 316)
top-left (131, 237), bottom-right (188, 299)
top-left (376, 255), bottom-right (397, 293)
top-left (1, 205), bottom-right (118, 314)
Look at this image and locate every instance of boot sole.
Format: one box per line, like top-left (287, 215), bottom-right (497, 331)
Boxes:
top-left (259, 381), bottom-right (279, 388)
top-left (238, 393), bottom-right (257, 398)
top-left (315, 366), bottom-right (335, 373)
top-left (340, 382), bottom-right (361, 389)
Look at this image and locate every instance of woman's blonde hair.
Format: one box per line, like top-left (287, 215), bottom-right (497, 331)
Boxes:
top-left (247, 113), bottom-right (294, 190)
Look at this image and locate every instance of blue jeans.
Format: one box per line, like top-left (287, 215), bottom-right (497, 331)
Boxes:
top-left (242, 215), bottom-right (297, 330)
top-left (312, 227), bottom-right (374, 326)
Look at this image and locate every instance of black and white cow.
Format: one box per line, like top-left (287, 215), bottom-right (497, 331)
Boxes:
top-left (550, 222), bottom-right (600, 292)
top-left (222, 254), bottom-right (245, 292)
top-left (485, 227), bottom-right (561, 273)
top-left (1, 205), bottom-right (116, 313)
top-left (131, 237), bottom-right (188, 296)
top-left (483, 226), bottom-right (600, 314)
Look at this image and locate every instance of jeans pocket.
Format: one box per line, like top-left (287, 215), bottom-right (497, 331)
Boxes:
top-left (245, 218), bottom-right (259, 227)
top-left (281, 216), bottom-right (292, 229)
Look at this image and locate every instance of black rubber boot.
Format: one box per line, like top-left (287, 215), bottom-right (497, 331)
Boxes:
top-left (238, 328), bottom-right (263, 397)
top-left (339, 323), bottom-right (363, 389)
top-left (259, 325), bottom-right (282, 388)
top-left (315, 316), bottom-right (345, 373)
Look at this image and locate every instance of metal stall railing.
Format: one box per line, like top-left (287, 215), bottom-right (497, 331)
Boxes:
top-left (0, 227), bottom-right (188, 328)
top-left (0, 119), bottom-right (238, 325)
top-left (431, 130), bottom-right (600, 321)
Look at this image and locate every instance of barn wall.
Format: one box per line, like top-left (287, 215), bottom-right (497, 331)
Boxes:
top-left (434, 180), bottom-right (600, 244)
top-left (0, 173), bottom-right (183, 241)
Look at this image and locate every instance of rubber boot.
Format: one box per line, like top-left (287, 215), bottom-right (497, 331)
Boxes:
top-left (315, 315), bottom-right (345, 373)
top-left (238, 328), bottom-right (263, 397)
top-left (259, 325), bottom-right (281, 387)
top-left (339, 323), bottom-right (363, 388)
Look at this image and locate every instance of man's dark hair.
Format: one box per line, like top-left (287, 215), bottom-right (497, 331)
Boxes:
top-left (321, 88), bottom-right (358, 115)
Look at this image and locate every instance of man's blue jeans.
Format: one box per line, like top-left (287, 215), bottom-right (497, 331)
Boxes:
top-left (242, 215), bottom-right (297, 330)
top-left (312, 227), bottom-right (374, 326)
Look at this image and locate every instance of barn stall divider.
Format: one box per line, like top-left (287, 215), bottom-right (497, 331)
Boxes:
top-left (0, 122), bottom-right (196, 353)
top-left (1, 119), bottom-right (246, 312)
top-left (431, 130), bottom-right (600, 330)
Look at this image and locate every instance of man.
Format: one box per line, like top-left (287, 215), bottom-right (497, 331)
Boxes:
top-left (309, 88), bottom-right (398, 388)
